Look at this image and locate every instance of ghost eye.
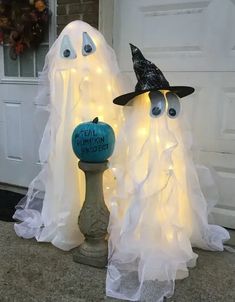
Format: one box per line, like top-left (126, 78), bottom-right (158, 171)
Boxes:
top-left (63, 49), bottom-right (71, 57)
top-left (149, 91), bottom-right (166, 118)
top-left (169, 108), bottom-right (176, 116)
top-left (82, 32), bottom-right (96, 56)
top-left (152, 106), bottom-right (161, 116)
top-left (166, 92), bottom-right (181, 119)
top-left (60, 35), bottom-right (77, 59)
top-left (84, 44), bottom-right (92, 53)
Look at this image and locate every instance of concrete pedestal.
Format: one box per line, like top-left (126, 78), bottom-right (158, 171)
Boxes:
top-left (73, 161), bottom-right (110, 268)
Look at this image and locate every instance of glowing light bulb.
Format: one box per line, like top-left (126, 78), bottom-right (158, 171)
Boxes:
top-left (166, 230), bottom-right (174, 242)
top-left (106, 186), bottom-right (110, 190)
top-left (96, 67), bottom-right (102, 74)
top-left (84, 76), bottom-right (89, 81)
top-left (107, 85), bottom-right (112, 92)
top-left (166, 142), bottom-right (173, 149)
top-left (138, 127), bottom-right (148, 137)
top-left (156, 135), bottom-right (160, 143)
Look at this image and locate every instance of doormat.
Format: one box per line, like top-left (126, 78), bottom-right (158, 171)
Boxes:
top-left (0, 190), bottom-right (24, 222)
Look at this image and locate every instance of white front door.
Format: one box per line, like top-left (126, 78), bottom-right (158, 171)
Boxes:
top-left (100, 0), bottom-right (235, 228)
top-left (0, 3), bottom-right (56, 188)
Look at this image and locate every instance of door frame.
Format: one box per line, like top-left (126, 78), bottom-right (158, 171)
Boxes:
top-left (99, 0), bottom-right (114, 47)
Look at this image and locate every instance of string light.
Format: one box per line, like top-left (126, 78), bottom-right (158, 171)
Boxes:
top-left (166, 230), bottom-right (174, 242)
top-left (166, 142), bottom-right (173, 149)
top-left (138, 127), bottom-right (148, 137)
top-left (96, 67), bottom-right (102, 74)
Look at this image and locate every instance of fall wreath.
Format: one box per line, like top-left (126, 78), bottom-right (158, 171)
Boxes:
top-left (0, 0), bottom-right (51, 60)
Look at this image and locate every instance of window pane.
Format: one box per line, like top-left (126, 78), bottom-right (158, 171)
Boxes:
top-left (20, 49), bottom-right (34, 77)
top-left (3, 46), bottom-right (18, 77)
top-left (36, 45), bottom-right (48, 76)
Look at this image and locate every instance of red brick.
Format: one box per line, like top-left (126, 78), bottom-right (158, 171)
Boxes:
top-left (57, 0), bottom-right (99, 36)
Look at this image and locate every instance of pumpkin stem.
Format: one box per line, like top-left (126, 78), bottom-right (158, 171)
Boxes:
top-left (92, 117), bottom-right (99, 123)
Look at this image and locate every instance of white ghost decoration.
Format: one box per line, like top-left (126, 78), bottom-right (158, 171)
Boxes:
top-left (106, 93), bottom-right (230, 300)
top-left (14, 21), bottom-right (127, 251)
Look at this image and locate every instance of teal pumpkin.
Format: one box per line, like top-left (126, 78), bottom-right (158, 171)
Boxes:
top-left (72, 117), bottom-right (115, 163)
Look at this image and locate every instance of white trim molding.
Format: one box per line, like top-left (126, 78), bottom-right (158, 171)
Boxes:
top-left (99, 0), bottom-right (114, 47)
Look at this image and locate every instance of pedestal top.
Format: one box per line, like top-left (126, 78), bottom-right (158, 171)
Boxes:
top-left (78, 160), bottom-right (109, 172)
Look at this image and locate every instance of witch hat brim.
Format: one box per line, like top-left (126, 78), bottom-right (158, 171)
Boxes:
top-left (113, 44), bottom-right (194, 106)
top-left (113, 86), bottom-right (195, 106)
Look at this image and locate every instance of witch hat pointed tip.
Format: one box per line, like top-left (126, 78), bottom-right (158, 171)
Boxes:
top-left (129, 44), bottom-right (146, 62)
top-left (129, 43), bottom-right (138, 54)
top-left (129, 43), bottom-right (135, 49)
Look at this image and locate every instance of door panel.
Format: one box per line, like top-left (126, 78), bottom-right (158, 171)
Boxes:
top-left (0, 84), bottom-right (49, 187)
top-left (111, 0), bottom-right (235, 228)
top-left (0, 2), bottom-right (56, 187)
top-left (113, 0), bottom-right (235, 71)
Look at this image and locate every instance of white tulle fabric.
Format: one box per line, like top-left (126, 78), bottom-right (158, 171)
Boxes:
top-left (106, 93), bottom-right (230, 302)
top-left (13, 21), bottom-right (229, 302)
top-left (14, 20), bottom-right (125, 250)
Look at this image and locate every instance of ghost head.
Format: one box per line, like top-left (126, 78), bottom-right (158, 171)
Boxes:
top-left (43, 21), bottom-right (124, 125)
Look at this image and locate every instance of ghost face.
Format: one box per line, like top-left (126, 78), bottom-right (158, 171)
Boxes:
top-left (51, 21), bottom-right (109, 71)
top-left (148, 91), bottom-right (181, 119)
top-left (47, 20), bottom-right (121, 125)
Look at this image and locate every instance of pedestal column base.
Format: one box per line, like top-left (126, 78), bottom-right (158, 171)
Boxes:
top-left (73, 161), bottom-right (110, 269)
top-left (73, 239), bottom-right (108, 268)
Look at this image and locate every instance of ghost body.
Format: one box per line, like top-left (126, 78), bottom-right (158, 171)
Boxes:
top-left (107, 46), bottom-right (229, 301)
top-left (14, 21), bottom-right (125, 250)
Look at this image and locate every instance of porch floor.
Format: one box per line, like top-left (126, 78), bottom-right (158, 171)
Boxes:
top-left (0, 221), bottom-right (234, 302)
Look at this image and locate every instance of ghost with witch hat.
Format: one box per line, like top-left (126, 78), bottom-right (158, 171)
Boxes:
top-left (106, 44), bottom-right (229, 302)
top-left (13, 21), bottom-right (127, 251)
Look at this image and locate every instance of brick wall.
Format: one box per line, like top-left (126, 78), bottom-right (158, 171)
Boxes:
top-left (57, 0), bottom-right (99, 35)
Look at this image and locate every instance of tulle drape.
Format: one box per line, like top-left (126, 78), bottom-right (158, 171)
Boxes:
top-left (106, 93), bottom-right (229, 302)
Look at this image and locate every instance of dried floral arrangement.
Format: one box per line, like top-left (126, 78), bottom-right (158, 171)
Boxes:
top-left (0, 0), bottom-right (51, 59)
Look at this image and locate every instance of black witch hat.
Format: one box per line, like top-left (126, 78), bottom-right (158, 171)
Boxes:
top-left (113, 44), bottom-right (194, 106)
